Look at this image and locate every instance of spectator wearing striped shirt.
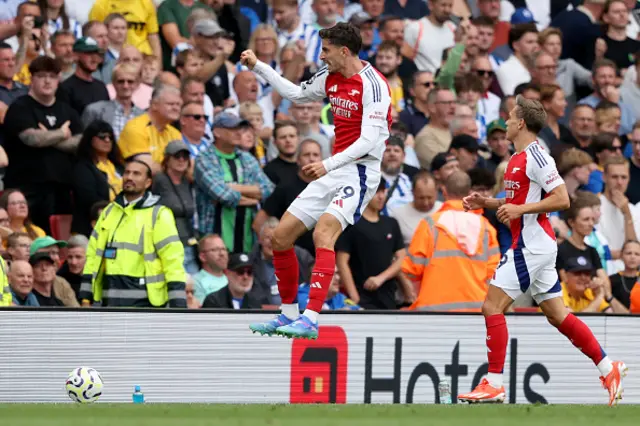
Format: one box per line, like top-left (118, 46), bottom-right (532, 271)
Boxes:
top-left (38, 0), bottom-right (83, 40)
top-left (272, 0), bottom-right (323, 67)
top-left (381, 136), bottom-right (419, 216)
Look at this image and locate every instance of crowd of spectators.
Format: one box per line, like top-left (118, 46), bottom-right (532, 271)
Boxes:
top-left (1, 0), bottom-right (640, 314)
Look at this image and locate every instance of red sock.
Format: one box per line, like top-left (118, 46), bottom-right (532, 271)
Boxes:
top-left (273, 248), bottom-right (299, 304)
top-left (486, 314), bottom-right (508, 374)
top-left (558, 313), bottom-right (606, 365)
top-left (305, 248), bottom-right (335, 313)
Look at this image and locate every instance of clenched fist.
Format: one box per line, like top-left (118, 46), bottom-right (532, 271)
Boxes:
top-left (240, 50), bottom-right (257, 70)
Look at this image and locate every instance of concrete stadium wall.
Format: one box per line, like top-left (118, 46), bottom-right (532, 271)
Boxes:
top-left (0, 310), bottom-right (637, 404)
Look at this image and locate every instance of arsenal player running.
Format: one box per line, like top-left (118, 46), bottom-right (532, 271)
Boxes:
top-left (241, 23), bottom-right (392, 339)
top-left (458, 95), bottom-right (627, 406)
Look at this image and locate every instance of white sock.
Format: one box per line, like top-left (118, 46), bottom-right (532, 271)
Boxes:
top-left (597, 356), bottom-right (613, 377)
top-left (281, 303), bottom-right (299, 320)
top-left (486, 372), bottom-right (503, 388)
top-left (303, 309), bottom-right (319, 323)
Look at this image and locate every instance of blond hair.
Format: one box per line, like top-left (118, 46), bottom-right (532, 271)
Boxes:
top-left (111, 63), bottom-right (141, 83)
top-left (538, 27), bottom-right (562, 46)
top-left (493, 161), bottom-right (508, 196)
top-left (558, 148), bottom-right (593, 176)
top-left (248, 24), bottom-right (280, 58)
top-left (239, 101), bottom-right (262, 119)
top-left (515, 94), bottom-right (547, 134)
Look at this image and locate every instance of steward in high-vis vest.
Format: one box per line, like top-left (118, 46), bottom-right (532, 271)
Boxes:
top-left (402, 171), bottom-right (500, 312)
top-left (0, 256), bottom-right (10, 306)
top-left (79, 159), bottom-right (187, 308)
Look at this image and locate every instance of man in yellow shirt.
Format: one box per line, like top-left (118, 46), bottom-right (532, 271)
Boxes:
top-left (118, 85), bottom-right (182, 174)
top-left (561, 256), bottom-right (613, 313)
top-left (89, 0), bottom-right (161, 65)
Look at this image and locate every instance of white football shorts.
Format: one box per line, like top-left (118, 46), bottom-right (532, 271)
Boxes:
top-left (491, 247), bottom-right (562, 304)
top-left (288, 158), bottom-right (381, 230)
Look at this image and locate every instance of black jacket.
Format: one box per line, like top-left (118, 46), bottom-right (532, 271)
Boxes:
top-left (71, 158), bottom-right (112, 236)
top-left (202, 285), bottom-right (265, 309)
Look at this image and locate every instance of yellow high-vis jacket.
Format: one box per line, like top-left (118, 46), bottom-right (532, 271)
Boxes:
top-left (0, 257), bottom-right (10, 307)
top-left (79, 191), bottom-right (186, 308)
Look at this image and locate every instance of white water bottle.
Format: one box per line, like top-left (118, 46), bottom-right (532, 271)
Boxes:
top-left (439, 380), bottom-right (452, 404)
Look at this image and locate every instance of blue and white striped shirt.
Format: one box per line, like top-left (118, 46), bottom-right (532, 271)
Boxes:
top-left (277, 21), bottom-right (323, 67)
top-left (47, 16), bottom-right (83, 40)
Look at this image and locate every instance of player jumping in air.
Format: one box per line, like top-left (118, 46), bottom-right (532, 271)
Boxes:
top-left (457, 96), bottom-right (627, 406)
top-left (241, 23), bottom-right (392, 339)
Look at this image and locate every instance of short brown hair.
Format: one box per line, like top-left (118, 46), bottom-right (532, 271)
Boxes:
top-left (604, 0), bottom-right (627, 15)
top-left (454, 73), bottom-right (484, 95)
top-left (272, 0), bottom-right (297, 7)
top-left (471, 16), bottom-right (494, 28)
top-left (540, 84), bottom-right (562, 104)
top-left (592, 58), bottom-right (617, 76)
top-left (538, 27), bottom-right (562, 46)
top-left (515, 94), bottom-right (547, 134)
top-left (603, 156), bottom-right (629, 175)
top-left (7, 232), bottom-right (30, 249)
top-left (175, 49), bottom-right (199, 70)
top-left (274, 120), bottom-right (298, 138)
top-left (377, 40), bottom-right (400, 56)
top-left (29, 56), bottom-right (62, 75)
top-left (565, 200), bottom-right (593, 226)
top-left (573, 190), bottom-right (601, 208)
top-left (105, 12), bottom-right (126, 27)
top-left (558, 148), bottom-right (593, 176)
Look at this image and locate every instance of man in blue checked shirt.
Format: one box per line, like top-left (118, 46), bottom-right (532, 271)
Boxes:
top-left (194, 112), bottom-right (274, 254)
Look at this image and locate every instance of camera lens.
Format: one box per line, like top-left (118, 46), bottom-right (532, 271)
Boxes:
top-left (33, 16), bottom-right (44, 28)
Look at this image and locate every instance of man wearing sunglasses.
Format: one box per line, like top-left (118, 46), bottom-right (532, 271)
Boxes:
top-left (202, 253), bottom-right (265, 309)
top-left (472, 55), bottom-right (501, 128)
top-left (398, 71), bottom-right (433, 137)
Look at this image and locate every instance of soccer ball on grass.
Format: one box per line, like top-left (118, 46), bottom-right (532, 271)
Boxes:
top-left (65, 367), bottom-right (104, 403)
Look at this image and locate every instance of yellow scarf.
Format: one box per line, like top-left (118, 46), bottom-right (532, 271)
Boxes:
top-left (96, 160), bottom-right (122, 201)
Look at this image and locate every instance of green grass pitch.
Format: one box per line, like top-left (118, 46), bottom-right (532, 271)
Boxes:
top-left (2, 404), bottom-right (639, 426)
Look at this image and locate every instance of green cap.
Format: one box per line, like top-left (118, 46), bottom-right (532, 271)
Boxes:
top-left (29, 236), bottom-right (68, 256)
top-left (73, 37), bottom-right (101, 53)
top-left (486, 118), bottom-right (507, 136)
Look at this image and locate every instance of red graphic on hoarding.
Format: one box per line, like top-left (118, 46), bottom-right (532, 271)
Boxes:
top-left (290, 326), bottom-right (348, 404)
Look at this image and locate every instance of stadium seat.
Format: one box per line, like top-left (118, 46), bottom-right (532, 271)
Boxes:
top-left (49, 215), bottom-right (72, 241)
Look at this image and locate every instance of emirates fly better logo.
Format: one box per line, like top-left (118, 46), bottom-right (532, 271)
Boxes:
top-left (290, 326), bottom-right (348, 403)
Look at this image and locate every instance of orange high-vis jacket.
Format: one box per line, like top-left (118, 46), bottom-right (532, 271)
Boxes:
top-left (402, 200), bottom-right (501, 312)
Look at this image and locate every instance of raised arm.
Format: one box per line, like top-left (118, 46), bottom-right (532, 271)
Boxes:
top-left (242, 50), bottom-right (327, 103)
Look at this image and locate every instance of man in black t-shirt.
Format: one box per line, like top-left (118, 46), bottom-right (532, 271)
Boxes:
top-left (602, 0), bottom-right (640, 71)
top-left (264, 121), bottom-right (299, 186)
top-left (30, 252), bottom-right (64, 307)
top-left (256, 139), bottom-right (322, 255)
top-left (336, 179), bottom-right (409, 310)
top-left (3, 56), bottom-right (83, 234)
top-left (56, 37), bottom-right (110, 115)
